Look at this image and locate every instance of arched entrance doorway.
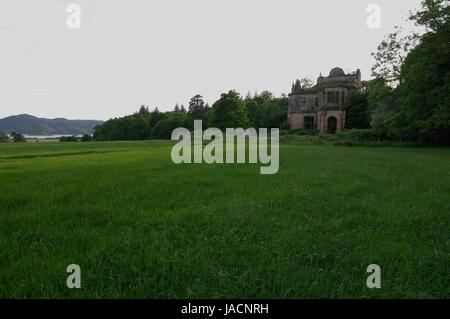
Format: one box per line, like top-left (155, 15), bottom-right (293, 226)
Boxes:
top-left (327, 116), bottom-right (337, 133)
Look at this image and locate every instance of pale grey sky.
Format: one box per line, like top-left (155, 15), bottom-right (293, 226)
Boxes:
top-left (0, 0), bottom-right (422, 120)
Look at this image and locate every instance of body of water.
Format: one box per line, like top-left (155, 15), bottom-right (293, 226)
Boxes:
top-left (23, 134), bottom-right (84, 140)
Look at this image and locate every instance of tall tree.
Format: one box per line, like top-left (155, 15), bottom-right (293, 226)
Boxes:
top-left (138, 105), bottom-right (150, 114)
top-left (370, 0), bottom-right (449, 86)
top-left (410, 0), bottom-right (449, 31)
top-left (209, 90), bottom-right (249, 130)
top-left (299, 78), bottom-right (314, 90)
top-left (371, 27), bottom-right (420, 86)
top-left (149, 107), bottom-right (163, 128)
top-left (346, 91), bottom-right (370, 129)
top-left (291, 79), bottom-right (302, 94)
top-left (369, 0), bottom-right (450, 143)
top-left (188, 94), bottom-right (207, 129)
top-left (10, 131), bottom-right (26, 143)
top-left (0, 130), bottom-right (9, 142)
top-left (395, 21), bottom-right (450, 142)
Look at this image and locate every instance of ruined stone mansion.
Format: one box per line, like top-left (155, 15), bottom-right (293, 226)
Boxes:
top-left (288, 67), bottom-right (361, 133)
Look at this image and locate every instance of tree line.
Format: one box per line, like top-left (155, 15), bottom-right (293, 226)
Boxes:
top-left (0, 131), bottom-right (26, 143)
top-left (93, 91), bottom-right (288, 141)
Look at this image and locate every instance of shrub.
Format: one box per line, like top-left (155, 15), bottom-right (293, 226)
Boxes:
top-left (10, 131), bottom-right (26, 143)
top-left (80, 134), bottom-right (93, 142)
top-left (59, 136), bottom-right (79, 142)
top-left (337, 129), bottom-right (381, 142)
top-left (0, 130), bottom-right (9, 143)
top-left (288, 128), bottom-right (317, 136)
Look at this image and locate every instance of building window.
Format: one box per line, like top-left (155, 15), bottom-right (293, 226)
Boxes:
top-left (327, 91), bottom-right (340, 104)
top-left (300, 97), bottom-right (306, 106)
top-left (315, 97), bottom-right (318, 107)
top-left (304, 116), bottom-right (314, 130)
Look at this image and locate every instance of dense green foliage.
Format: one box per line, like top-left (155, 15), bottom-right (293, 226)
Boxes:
top-left (395, 24), bottom-right (450, 143)
top-left (93, 109), bottom-right (189, 141)
top-left (291, 78), bottom-right (313, 94)
top-left (208, 90), bottom-right (250, 130)
top-left (10, 131), bottom-right (26, 143)
top-left (94, 91), bottom-right (287, 140)
top-left (80, 134), bottom-right (93, 142)
top-left (59, 136), bottom-right (79, 142)
top-left (0, 140), bottom-right (449, 298)
top-left (94, 113), bottom-right (153, 141)
top-left (187, 94), bottom-right (210, 130)
top-left (152, 112), bottom-right (189, 139)
top-left (369, 0), bottom-right (449, 144)
top-left (245, 91), bottom-right (288, 129)
top-left (346, 90), bottom-right (370, 129)
top-left (0, 130), bottom-right (9, 143)
top-left (335, 129), bottom-right (381, 143)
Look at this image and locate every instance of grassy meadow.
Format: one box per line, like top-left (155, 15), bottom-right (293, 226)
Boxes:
top-left (0, 140), bottom-right (449, 298)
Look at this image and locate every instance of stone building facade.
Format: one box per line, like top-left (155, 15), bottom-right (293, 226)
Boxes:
top-left (288, 67), bottom-right (361, 133)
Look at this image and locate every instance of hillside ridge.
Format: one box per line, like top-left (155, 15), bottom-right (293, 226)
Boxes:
top-left (0, 114), bottom-right (103, 135)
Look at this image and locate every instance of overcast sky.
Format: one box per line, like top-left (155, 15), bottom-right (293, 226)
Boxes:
top-left (0, 0), bottom-right (422, 120)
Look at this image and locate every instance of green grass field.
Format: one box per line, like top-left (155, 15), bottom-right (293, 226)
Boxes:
top-left (0, 140), bottom-right (449, 298)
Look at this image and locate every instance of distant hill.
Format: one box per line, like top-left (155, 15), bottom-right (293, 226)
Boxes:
top-left (0, 114), bottom-right (103, 135)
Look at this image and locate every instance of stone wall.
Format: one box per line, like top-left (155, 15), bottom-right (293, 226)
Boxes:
top-left (317, 110), bottom-right (345, 133)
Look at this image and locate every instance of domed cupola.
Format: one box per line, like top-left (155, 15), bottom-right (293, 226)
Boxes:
top-left (329, 67), bottom-right (345, 77)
